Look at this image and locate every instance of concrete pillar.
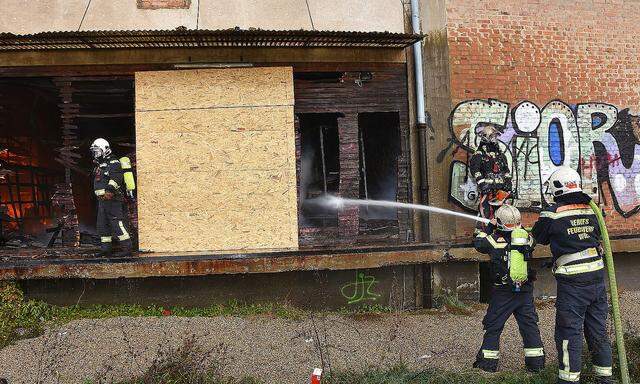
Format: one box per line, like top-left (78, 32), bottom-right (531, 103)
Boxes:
top-left (429, 261), bottom-right (480, 305)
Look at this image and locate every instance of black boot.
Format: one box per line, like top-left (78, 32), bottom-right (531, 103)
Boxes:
top-left (525, 355), bottom-right (545, 373)
top-left (473, 350), bottom-right (498, 372)
top-left (114, 239), bottom-right (133, 257)
top-left (98, 242), bottom-right (112, 257)
top-left (595, 377), bottom-right (615, 384)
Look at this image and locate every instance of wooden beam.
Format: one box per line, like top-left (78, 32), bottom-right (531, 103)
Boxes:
top-left (0, 237), bottom-right (636, 280)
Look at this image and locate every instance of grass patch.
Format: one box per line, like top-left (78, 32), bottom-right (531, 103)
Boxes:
top-left (0, 282), bottom-right (308, 349)
top-left (616, 331), bottom-right (640, 382)
top-left (337, 304), bottom-right (394, 320)
top-left (1, 283), bottom-right (401, 349)
top-left (85, 336), bottom-right (264, 384)
top-left (323, 364), bottom-right (559, 384)
top-left (432, 293), bottom-right (475, 316)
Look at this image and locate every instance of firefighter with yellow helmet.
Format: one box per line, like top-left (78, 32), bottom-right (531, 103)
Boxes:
top-left (472, 204), bottom-right (545, 373)
top-left (90, 138), bottom-right (136, 257)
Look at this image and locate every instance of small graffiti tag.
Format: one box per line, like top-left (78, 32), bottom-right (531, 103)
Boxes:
top-left (340, 271), bottom-right (381, 305)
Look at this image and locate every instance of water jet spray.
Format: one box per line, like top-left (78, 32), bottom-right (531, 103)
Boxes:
top-left (320, 196), bottom-right (490, 224)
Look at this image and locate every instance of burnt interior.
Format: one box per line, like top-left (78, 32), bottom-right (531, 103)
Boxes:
top-left (358, 112), bottom-right (401, 236)
top-left (0, 76), bottom-right (136, 252)
top-left (0, 79), bottom-right (63, 245)
top-left (298, 113), bottom-right (340, 228)
top-left (0, 65), bottom-right (410, 256)
top-left (294, 67), bottom-right (410, 247)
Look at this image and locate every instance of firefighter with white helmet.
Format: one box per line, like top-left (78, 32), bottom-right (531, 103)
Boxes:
top-left (90, 138), bottom-right (134, 257)
top-left (532, 166), bottom-right (613, 384)
top-left (472, 204), bottom-right (545, 373)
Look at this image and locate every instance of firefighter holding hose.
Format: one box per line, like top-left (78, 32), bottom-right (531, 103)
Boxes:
top-left (472, 204), bottom-right (545, 373)
top-left (90, 138), bottom-right (136, 257)
top-left (532, 166), bottom-right (613, 384)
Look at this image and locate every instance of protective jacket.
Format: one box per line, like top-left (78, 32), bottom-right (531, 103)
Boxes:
top-left (93, 157), bottom-right (125, 200)
top-left (469, 142), bottom-right (512, 193)
top-left (531, 192), bottom-right (603, 284)
top-left (473, 223), bottom-right (535, 291)
top-left (93, 156), bottom-right (131, 255)
top-left (531, 192), bottom-right (612, 384)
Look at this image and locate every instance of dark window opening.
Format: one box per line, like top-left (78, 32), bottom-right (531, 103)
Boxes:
top-left (0, 77), bottom-right (135, 249)
top-left (0, 79), bottom-right (64, 244)
top-left (358, 112), bottom-right (401, 221)
top-left (298, 113), bottom-right (340, 228)
top-left (293, 72), bottom-right (344, 83)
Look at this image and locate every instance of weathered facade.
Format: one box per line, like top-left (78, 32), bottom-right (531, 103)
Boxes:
top-left (0, 1), bottom-right (430, 309)
top-left (1, 0), bottom-right (639, 309)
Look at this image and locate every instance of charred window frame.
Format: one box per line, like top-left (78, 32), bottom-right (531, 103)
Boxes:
top-left (358, 112), bottom-right (401, 222)
top-left (298, 113), bottom-right (340, 228)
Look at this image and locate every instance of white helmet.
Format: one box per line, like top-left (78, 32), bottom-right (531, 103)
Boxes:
top-left (90, 138), bottom-right (111, 160)
top-left (545, 166), bottom-right (582, 198)
top-left (494, 204), bottom-right (521, 232)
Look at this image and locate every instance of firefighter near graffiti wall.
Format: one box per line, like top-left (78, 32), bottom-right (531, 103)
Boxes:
top-left (532, 167), bottom-right (613, 384)
top-left (469, 123), bottom-right (512, 226)
top-left (90, 138), bottom-right (136, 257)
top-left (472, 204), bottom-right (545, 373)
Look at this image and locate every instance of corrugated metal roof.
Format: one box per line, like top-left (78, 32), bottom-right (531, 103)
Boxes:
top-left (0, 28), bottom-right (422, 51)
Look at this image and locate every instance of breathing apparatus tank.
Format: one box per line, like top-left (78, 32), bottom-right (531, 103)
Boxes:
top-left (119, 156), bottom-right (136, 198)
top-left (509, 227), bottom-right (529, 292)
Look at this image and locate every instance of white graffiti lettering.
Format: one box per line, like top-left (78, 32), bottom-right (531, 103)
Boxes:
top-left (444, 99), bottom-right (640, 217)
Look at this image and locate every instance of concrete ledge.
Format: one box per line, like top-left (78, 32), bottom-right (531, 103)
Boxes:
top-left (0, 238), bottom-right (636, 280)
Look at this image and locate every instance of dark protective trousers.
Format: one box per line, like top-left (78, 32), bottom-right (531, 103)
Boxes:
top-left (96, 199), bottom-right (130, 244)
top-left (476, 193), bottom-right (496, 232)
top-left (475, 287), bottom-right (545, 371)
top-left (556, 279), bottom-right (613, 383)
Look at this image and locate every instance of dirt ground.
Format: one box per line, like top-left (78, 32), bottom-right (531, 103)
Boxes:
top-left (0, 291), bottom-right (638, 384)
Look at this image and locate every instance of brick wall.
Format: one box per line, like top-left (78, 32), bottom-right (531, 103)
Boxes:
top-left (137, 0), bottom-right (191, 9)
top-left (428, 0), bottom-right (640, 238)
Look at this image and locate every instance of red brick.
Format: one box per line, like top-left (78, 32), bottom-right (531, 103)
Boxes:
top-left (137, 0), bottom-right (191, 9)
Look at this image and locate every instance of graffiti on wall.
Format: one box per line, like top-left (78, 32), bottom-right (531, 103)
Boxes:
top-left (340, 271), bottom-right (381, 305)
top-left (442, 99), bottom-right (640, 217)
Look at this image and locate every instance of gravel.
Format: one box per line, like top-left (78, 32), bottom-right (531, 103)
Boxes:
top-left (0, 291), bottom-right (638, 384)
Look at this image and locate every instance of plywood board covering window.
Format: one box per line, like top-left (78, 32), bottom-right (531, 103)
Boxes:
top-left (135, 67), bottom-right (298, 252)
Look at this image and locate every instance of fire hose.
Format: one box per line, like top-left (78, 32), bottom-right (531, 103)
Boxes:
top-left (589, 200), bottom-right (630, 384)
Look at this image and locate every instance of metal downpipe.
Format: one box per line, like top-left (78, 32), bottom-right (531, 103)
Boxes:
top-left (410, 0), bottom-right (430, 241)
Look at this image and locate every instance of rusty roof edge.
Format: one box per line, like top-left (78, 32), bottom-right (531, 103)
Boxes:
top-left (0, 28), bottom-right (422, 38)
top-left (0, 28), bottom-right (423, 51)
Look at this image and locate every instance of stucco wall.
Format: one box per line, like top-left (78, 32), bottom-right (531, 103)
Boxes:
top-left (0, 0), bottom-right (405, 34)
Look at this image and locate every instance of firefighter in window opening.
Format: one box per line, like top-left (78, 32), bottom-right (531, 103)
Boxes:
top-left (531, 167), bottom-right (613, 384)
top-left (90, 138), bottom-right (136, 257)
top-left (472, 204), bottom-right (545, 373)
top-left (469, 123), bottom-right (512, 229)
